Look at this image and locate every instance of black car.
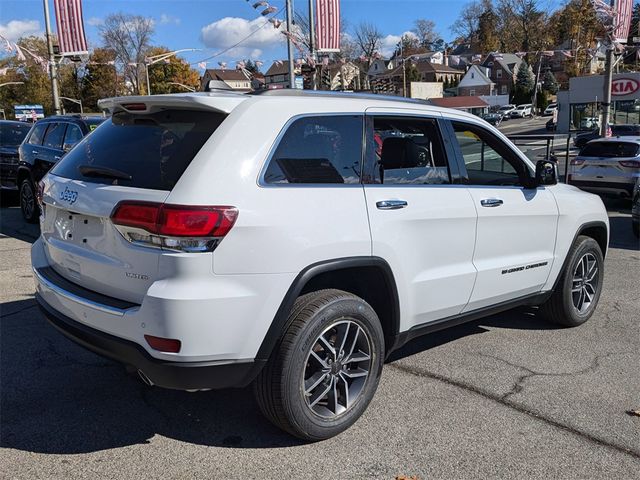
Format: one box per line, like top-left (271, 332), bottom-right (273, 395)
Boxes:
top-left (17, 115), bottom-right (105, 222)
top-left (573, 124), bottom-right (640, 149)
top-left (0, 120), bottom-right (32, 190)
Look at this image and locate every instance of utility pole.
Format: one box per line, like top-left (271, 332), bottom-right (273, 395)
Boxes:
top-left (285, 0), bottom-right (296, 88)
top-left (308, 0), bottom-right (317, 90)
top-left (600, 46), bottom-right (614, 137)
top-left (401, 37), bottom-right (406, 97)
top-left (43, 0), bottom-right (61, 114)
top-left (531, 52), bottom-right (543, 115)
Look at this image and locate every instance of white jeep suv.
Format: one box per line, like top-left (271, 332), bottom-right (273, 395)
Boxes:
top-left (33, 91), bottom-right (609, 440)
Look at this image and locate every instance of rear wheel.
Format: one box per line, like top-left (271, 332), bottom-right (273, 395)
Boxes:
top-left (540, 236), bottom-right (604, 327)
top-left (253, 289), bottom-right (384, 441)
top-left (20, 179), bottom-right (39, 224)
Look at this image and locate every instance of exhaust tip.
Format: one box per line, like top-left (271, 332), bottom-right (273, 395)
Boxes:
top-left (137, 370), bottom-right (154, 387)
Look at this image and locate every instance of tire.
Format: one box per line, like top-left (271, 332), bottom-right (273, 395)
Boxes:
top-left (540, 236), bottom-right (604, 327)
top-left (20, 178), bottom-right (39, 224)
top-left (253, 289), bottom-right (385, 441)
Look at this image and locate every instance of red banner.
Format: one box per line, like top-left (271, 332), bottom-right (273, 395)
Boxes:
top-left (315, 0), bottom-right (340, 52)
top-left (613, 0), bottom-right (633, 42)
top-left (54, 0), bottom-right (88, 55)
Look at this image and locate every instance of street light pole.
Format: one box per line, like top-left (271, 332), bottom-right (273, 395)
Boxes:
top-left (600, 46), bottom-right (614, 137)
top-left (308, 0), bottom-right (317, 90)
top-left (60, 96), bottom-right (83, 114)
top-left (43, 0), bottom-right (61, 115)
top-left (285, 0), bottom-right (296, 88)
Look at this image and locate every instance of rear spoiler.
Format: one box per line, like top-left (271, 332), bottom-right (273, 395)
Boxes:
top-left (98, 92), bottom-right (248, 115)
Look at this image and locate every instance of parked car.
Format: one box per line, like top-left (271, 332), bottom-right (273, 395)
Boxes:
top-left (543, 103), bottom-right (557, 116)
top-left (17, 114), bottom-right (105, 222)
top-left (0, 120), bottom-right (31, 190)
top-left (573, 124), bottom-right (640, 149)
top-left (510, 104), bottom-right (533, 118)
top-left (632, 178), bottom-right (639, 237)
top-left (497, 104), bottom-right (516, 119)
top-left (33, 90), bottom-right (608, 441)
top-left (482, 113), bottom-right (502, 126)
top-left (569, 137), bottom-right (640, 198)
top-left (545, 119), bottom-right (557, 131)
top-left (579, 117), bottom-right (600, 130)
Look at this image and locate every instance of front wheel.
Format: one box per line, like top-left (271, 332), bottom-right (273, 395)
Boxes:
top-left (540, 236), bottom-right (604, 327)
top-left (20, 179), bottom-right (39, 224)
top-left (253, 289), bottom-right (384, 441)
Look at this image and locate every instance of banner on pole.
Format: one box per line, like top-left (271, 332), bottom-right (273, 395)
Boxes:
top-left (613, 0), bottom-right (633, 43)
top-left (54, 0), bottom-right (88, 55)
top-left (315, 0), bottom-right (340, 52)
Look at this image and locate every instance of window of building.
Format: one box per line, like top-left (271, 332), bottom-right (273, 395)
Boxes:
top-left (263, 115), bottom-right (363, 184)
top-left (470, 89), bottom-right (476, 96)
top-left (496, 69), bottom-right (503, 79)
top-left (363, 116), bottom-right (451, 185)
top-left (501, 85), bottom-right (508, 94)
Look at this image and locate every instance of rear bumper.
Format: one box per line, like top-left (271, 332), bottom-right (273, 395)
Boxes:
top-left (568, 179), bottom-right (634, 197)
top-left (37, 294), bottom-right (265, 390)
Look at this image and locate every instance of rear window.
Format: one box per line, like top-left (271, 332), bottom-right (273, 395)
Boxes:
top-left (580, 141), bottom-right (640, 158)
top-left (51, 109), bottom-right (225, 190)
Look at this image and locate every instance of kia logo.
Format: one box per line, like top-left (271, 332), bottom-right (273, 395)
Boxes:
top-left (59, 186), bottom-right (78, 205)
top-left (612, 78), bottom-right (639, 96)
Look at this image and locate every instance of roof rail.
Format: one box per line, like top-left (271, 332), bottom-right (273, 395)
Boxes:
top-left (248, 89), bottom-right (428, 105)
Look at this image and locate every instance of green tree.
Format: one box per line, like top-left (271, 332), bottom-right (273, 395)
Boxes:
top-left (513, 61), bottom-right (534, 104)
top-left (542, 70), bottom-right (559, 94)
top-left (477, 3), bottom-right (500, 53)
top-left (145, 46), bottom-right (200, 94)
top-left (536, 88), bottom-right (549, 111)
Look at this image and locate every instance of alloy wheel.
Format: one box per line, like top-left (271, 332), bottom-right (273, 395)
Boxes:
top-left (571, 252), bottom-right (599, 314)
top-left (21, 183), bottom-right (35, 220)
top-left (302, 319), bottom-right (372, 418)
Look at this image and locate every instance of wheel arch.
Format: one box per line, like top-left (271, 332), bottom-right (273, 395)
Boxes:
top-left (255, 257), bottom-right (401, 363)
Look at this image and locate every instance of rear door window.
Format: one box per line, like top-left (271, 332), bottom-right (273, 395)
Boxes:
top-left (63, 124), bottom-right (83, 151)
top-left (43, 123), bottom-right (66, 149)
top-left (27, 123), bottom-right (48, 145)
top-left (51, 109), bottom-right (226, 190)
top-left (580, 142), bottom-right (639, 158)
top-left (263, 115), bottom-right (363, 184)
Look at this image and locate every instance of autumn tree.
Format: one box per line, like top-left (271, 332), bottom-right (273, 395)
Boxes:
top-left (145, 47), bottom-right (200, 94)
top-left (477, 3), bottom-right (500, 53)
top-left (82, 48), bottom-right (123, 110)
top-left (496, 0), bottom-right (550, 55)
top-left (100, 13), bottom-right (154, 94)
top-left (0, 36), bottom-right (52, 115)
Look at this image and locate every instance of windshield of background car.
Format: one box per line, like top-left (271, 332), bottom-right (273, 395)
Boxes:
top-left (0, 123), bottom-right (31, 146)
top-left (580, 141), bottom-right (640, 158)
top-left (51, 109), bottom-right (226, 190)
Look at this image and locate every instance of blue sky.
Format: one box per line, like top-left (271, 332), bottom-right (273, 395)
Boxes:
top-left (2, 0), bottom-right (564, 70)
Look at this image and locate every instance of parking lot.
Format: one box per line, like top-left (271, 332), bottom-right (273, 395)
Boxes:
top-left (1, 186), bottom-right (639, 478)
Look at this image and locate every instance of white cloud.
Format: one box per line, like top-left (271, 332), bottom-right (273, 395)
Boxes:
top-left (87, 17), bottom-right (104, 27)
top-left (0, 19), bottom-right (41, 42)
top-left (379, 31), bottom-right (418, 58)
top-left (200, 17), bottom-right (282, 59)
top-left (159, 14), bottom-right (180, 25)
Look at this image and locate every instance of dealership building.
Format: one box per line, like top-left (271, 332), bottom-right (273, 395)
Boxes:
top-left (556, 72), bottom-right (639, 133)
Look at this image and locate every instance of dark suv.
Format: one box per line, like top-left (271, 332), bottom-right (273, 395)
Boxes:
top-left (0, 120), bottom-right (32, 190)
top-left (17, 115), bottom-right (104, 222)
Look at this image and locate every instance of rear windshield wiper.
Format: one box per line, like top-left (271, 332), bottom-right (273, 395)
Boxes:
top-left (78, 165), bottom-right (132, 181)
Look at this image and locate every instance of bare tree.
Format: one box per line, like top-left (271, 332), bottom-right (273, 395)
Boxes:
top-left (413, 19), bottom-right (439, 49)
top-left (451, 0), bottom-right (484, 46)
top-left (354, 22), bottom-right (382, 60)
top-left (100, 13), bottom-right (154, 94)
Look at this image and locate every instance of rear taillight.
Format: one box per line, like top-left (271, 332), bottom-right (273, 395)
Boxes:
top-left (619, 160), bottom-right (640, 168)
top-left (111, 201), bottom-right (238, 252)
top-left (570, 159), bottom-right (585, 166)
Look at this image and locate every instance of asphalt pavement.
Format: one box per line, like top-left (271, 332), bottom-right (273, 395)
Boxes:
top-left (1, 186), bottom-right (639, 479)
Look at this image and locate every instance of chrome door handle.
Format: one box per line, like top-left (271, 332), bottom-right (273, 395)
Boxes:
top-left (480, 198), bottom-right (503, 207)
top-left (376, 200), bottom-right (408, 210)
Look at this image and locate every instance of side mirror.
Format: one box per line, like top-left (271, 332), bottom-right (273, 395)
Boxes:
top-left (535, 159), bottom-right (558, 186)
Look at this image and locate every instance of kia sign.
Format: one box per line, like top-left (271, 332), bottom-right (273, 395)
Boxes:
top-left (611, 78), bottom-right (639, 96)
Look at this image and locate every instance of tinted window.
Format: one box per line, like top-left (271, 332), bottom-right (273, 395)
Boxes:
top-left (452, 121), bottom-right (528, 186)
top-left (580, 141), bottom-right (639, 158)
top-left (264, 115), bottom-right (362, 184)
top-left (0, 123), bottom-right (30, 146)
top-left (27, 123), bottom-right (48, 145)
top-left (63, 124), bottom-right (83, 150)
top-left (83, 117), bottom-right (105, 131)
top-left (51, 109), bottom-right (225, 190)
top-left (43, 123), bottom-right (66, 149)
top-left (365, 116), bottom-right (450, 185)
